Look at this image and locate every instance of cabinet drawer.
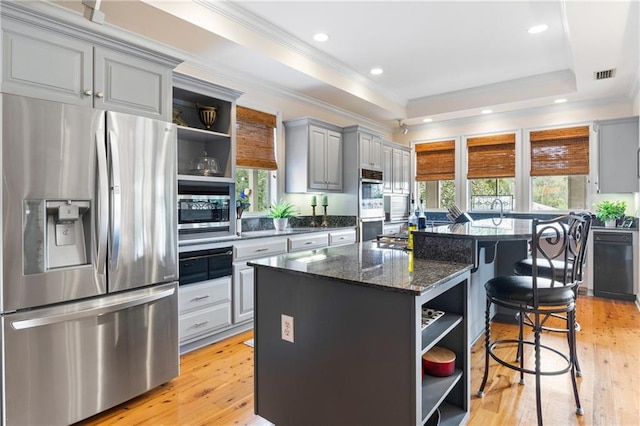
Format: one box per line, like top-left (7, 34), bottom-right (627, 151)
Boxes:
top-left (329, 230), bottom-right (357, 246)
top-left (179, 277), bottom-right (231, 314)
top-left (179, 303), bottom-right (231, 342)
top-left (288, 233), bottom-right (329, 252)
top-left (234, 238), bottom-right (287, 261)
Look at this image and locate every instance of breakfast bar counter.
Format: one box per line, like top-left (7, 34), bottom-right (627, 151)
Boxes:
top-left (250, 242), bottom-right (472, 426)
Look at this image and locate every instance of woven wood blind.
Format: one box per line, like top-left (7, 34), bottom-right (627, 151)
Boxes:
top-left (467, 133), bottom-right (515, 179)
top-left (236, 106), bottom-right (277, 170)
top-left (529, 126), bottom-right (589, 176)
top-left (415, 140), bottom-right (455, 181)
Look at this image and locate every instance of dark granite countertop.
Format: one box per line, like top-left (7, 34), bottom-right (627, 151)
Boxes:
top-left (414, 218), bottom-right (534, 241)
top-left (249, 242), bottom-right (472, 296)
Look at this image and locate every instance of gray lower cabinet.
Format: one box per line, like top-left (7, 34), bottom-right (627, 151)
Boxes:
top-left (232, 262), bottom-right (256, 323)
top-left (178, 278), bottom-right (232, 344)
top-left (1, 13), bottom-right (177, 121)
top-left (597, 116), bottom-right (640, 193)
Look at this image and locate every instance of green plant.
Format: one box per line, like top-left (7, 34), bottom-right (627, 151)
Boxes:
top-left (595, 200), bottom-right (627, 222)
top-left (267, 199), bottom-right (298, 218)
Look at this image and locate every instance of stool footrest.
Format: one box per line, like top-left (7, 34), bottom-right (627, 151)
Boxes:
top-left (488, 339), bottom-right (572, 376)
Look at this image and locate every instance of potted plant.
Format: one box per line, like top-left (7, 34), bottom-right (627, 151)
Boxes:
top-left (268, 199), bottom-right (297, 231)
top-left (595, 200), bottom-right (627, 227)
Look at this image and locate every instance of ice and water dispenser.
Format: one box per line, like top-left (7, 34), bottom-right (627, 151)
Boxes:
top-left (23, 200), bottom-right (92, 274)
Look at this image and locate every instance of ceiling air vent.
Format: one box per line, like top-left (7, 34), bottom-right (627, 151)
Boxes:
top-left (594, 69), bottom-right (616, 80)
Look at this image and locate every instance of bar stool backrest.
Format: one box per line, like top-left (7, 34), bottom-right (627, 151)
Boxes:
top-left (531, 213), bottom-right (591, 306)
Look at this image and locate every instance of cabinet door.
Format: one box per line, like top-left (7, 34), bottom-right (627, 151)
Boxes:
top-left (392, 149), bottom-right (404, 193)
top-left (371, 136), bottom-right (384, 170)
top-left (309, 125), bottom-right (328, 190)
top-left (401, 150), bottom-right (411, 194)
top-left (382, 145), bottom-right (393, 193)
top-left (598, 117), bottom-right (640, 193)
top-left (2, 24), bottom-right (93, 107)
top-left (233, 262), bottom-right (255, 323)
top-left (94, 47), bottom-right (171, 121)
top-left (325, 130), bottom-right (343, 191)
top-left (359, 133), bottom-right (373, 168)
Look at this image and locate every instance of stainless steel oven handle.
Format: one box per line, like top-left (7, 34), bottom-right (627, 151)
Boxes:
top-left (180, 251), bottom-right (233, 262)
top-left (10, 287), bottom-right (176, 330)
top-left (108, 130), bottom-right (121, 271)
top-left (95, 130), bottom-right (109, 275)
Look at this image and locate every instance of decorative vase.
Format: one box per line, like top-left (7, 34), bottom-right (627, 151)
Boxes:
top-left (605, 220), bottom-right (616, 228)
top-left (273, 218), bottom-right (289, 231)
top-left (196, 103), bottom-right (217, 129)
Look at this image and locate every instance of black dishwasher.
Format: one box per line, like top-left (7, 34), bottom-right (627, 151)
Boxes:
top-left (593, 231), bottom-right (636, 301)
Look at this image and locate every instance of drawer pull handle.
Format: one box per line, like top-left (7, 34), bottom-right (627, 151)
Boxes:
top-left (193, 295), bottom-right (210, 301)
top-left (339, 237), bottom-right (345, 240)
top-left (255, 248), bottom-right (268, 252)
top-left (305, 241), bottom-right (315, 245)
top-left (193, 321), bottom-right (209, 328)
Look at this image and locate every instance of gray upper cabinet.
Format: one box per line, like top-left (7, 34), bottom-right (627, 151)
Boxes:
top-left (357, 130), bottom-right (383, 171)
top-left (285, 118), bottom-right (343, 193)
top-left (1, 15), bottom-right (179, 121)
top-left (383, 142), bottom-right (411, 194)
top-left (597, 116), bottom-right (640, 193)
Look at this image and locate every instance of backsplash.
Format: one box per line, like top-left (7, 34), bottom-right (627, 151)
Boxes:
top-left (240, 215), bottom-right (357, 231)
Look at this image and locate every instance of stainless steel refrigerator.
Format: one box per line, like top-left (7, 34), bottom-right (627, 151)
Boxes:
top-left (1, 94), bottom-right (179, 425)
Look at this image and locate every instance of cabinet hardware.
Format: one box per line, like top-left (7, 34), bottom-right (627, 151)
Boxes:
top-left (84, 90), bottom-right (93, 96)
top-left (193, 320), bottom-right (209, 327)
top-left (95, 92), bottom-right (104, 98)
top-left (305, 241), bottom-right (315, 245)
top-left (193, 295), bottom-right (210, 301)
top-left (255, 248), bottom-right (268, 252)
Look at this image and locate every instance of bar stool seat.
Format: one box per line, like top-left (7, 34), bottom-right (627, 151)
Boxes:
top-left (486, 275), bottom-right (576, 305)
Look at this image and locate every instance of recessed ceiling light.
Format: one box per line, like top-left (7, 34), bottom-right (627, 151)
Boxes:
top-left (481, 109), bottom-right (492, 114)
top-left (370, 68), bottom-right (383, 75)
top-left (528, 24), bottom-right (548, 34)
top-left (313, 33), bottom-right (329, 42)
top-left (423, 118), bottom-right (433, 123)
top-left (554, 98), bottom-right (567, 104)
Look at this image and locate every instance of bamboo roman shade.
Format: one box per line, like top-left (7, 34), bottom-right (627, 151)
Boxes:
top-left (529, 126), bottom-right (589, 176)
top-left (236, 106), bottom-right (277, 170)
top-left (415, 140), bottom-right (455, 181)
top-left (467, 133), bottom-right (515, 179)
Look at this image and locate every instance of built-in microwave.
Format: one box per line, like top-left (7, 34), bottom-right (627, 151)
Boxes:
top-left (178, 181), bottom-right (231, 237)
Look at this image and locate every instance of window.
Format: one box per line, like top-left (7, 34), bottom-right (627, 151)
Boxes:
top-left (467, 133), bottom-right (516, 211)
top-left (529, 126), bottom-right (589, 211)
top-left (415, 140), bottom-right (456, 209)
top-left (236, 106), bottom-right (277, 213)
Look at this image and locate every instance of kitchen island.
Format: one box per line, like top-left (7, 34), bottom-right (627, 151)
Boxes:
top-left (250, 243), bottom-right (472, 426)
top-left (412, 218), bottom-right (533, 340)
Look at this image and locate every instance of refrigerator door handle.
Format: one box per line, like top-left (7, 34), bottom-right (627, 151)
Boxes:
top-left (108, 129), bottom-right (122, 271)
top-left (10, 286), bottom-right (176, 330)
top-left (95, 130), bottom-right (109, 275)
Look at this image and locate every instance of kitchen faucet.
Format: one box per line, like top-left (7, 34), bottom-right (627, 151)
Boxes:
top-left (491, 198), bottom-right (504, 218)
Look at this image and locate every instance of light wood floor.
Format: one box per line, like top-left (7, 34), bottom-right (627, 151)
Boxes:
top-left (79, 296), bottom-right (639, 426)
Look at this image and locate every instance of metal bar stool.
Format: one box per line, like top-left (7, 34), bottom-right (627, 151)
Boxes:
top-left (513, 212), bottom-right (591, 376)
top-left (477, 214), bottom-right (589, 426)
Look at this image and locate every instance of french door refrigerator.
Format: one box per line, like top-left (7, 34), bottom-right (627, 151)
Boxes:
top-left (1, 93), bottom-right (179, 425)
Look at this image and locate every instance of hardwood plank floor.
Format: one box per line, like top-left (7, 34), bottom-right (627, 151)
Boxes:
top-left (79, 296), bottom-right (639, 425)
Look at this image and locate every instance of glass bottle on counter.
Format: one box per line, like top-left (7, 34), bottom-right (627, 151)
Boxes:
top-left (418, 199), bottom-right (427, 229)
top-left (407, 198), bottom-right (417, 250)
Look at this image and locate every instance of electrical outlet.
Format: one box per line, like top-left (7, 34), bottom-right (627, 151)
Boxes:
top-left (281, 314), bottom-right (294, 343)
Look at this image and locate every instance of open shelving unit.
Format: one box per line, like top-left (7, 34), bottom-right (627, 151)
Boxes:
top-left (172, 73), bottom-right (242, 184)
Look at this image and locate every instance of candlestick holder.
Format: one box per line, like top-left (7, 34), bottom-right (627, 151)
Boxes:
top-left (310, 204), bottom-right (318, 227)
top-left (321, 205), bottom-right (329, 227)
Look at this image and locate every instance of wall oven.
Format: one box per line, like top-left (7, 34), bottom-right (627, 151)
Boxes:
top-left (359, 169), bottom-right (385, 241)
